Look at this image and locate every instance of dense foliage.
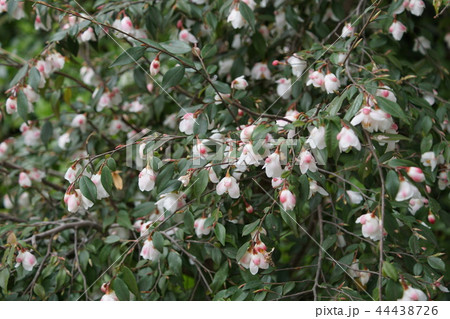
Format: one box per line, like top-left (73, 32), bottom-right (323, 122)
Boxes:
top-left (0, 0), bottom-right (449, 301)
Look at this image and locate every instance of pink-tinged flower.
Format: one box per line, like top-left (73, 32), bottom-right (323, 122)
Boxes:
top-left (276, 109), bottom-right (300, 129)
top-left (58, 132), bottom-right (71, 150)
top-left (179, 113), bottom-right (195, 135)
top-left (421, 152), bottom-right (437, 171)
top-left (263, 152), bottom-right (282, 178)
top-left (6, 97), bottom-right (17, 114)
top-left (231, 75), bottom-right (248, 90)
top-left (356, 213), bottom-right (383, 241)
top-left (80, 66), bottom-right (98, 86)
top-left (19, 172), bottom-right (32, 188)
top-left (150, 56), bottom-right (160, 76)
top-left (306, 70), bottom-right (325, 88)
top-left (29, 168), bottom-right (46, 182)
top-left (408, 197), bottom-right (428, 215)
top-left (280, 188), bottom-right (296, 211)
top-left (64, 191), bottom-right (81, 213)
top-left (406, 167), bottom-right (425, 183)
top-left (242, 0), bottom-right (257, 10)
top-left (341, 22), bottom-right (354, 38)
top-left (91, 173), bottom-right (110, 199)
top-left (227, 6), bottom-right (246, 29)
top-left (276, 78), bottom-right (292, 99)
top-left (36, 60), bottom-right (52, 79)
top-left (156, 192), bottom-right (186, 213)
top-left (394, 0), bottom-right (410, 14)
top-left (272, 177), bottom-right (284, 188)
top-left (237, 143), bottom-right (263, 167)
top-left (178, 29), bottom-right (197, 43)
top-left (306, 126), bottom-right (326, 150)
top-left (287, 56), bottom-right (307, 77)
top-left (21, 124), bottom-right (41, 147)
top-left (428, 212), bottom-right (436, 224)
top-left (205, 164), bottom-right (219, 183)
top-left (298, 150), bottom-right (317, 174)
top-left (178, 174), bottom-right (190, 187)
top-left (193, 141), bottom-right (210, 160)
top-left (398, 286), bottom-right (427, 301)
top-left (351, 106), bottom-right (376, 131)
top-left (101, 291), bottom-right (118, 301)
top-left (336, 127), bottom-right (361, 152)
top-left (413, 36), bottom-right (431, 55)
top-left (71, 114), bottom-right (87, 132)
top-left (389, 21), bottom-right (407, 41)
top-left (249, 249), bottom-right (270, 275)
top-left (23, 85), bottom-right (39, 103)
top-left (0, 0), bottom-right (7, 13)
top-left (138, 167), bottom-right (157, 192)
top-left (194, 217), bottom-right (212, 237)
top-left (120, 16), bottom-right (134, 33)
top-left (251, 62), bottom-right (271, 80)
top-left (240, 125), bottom-right (255, 142)
top-left (140, 239), bottom-right (161, 261)
top-left (395, 179), bottom-right (420, 201)
top-left (308, 180), bottom-right (329, 199)
top-left (438, 171), bottom-right (449, 190)
top-left (0, 140), bottom-right (8, 158)
top-left (349, 260), bottom-right (371, 286)
top-left (376, 86), bottom-right (397, 102)
top-left (324, 73), bottom-right (340, 94)
top-left (408, 0), bottom-right (425, 16)
top-left (80, 27), bottom-right (95, 42)
top-left (15, 250), bottom-right (37, 271)
top-left (217, 175), bottom-right (240, 199)
top-left (347, 190), bottom-right (363, 204)
top-left (3, 194), bottom-right (13, 209)
top-left (46, 52), bottom-right (65, 71)
top-left (108, 119), bottom-right (127, 135)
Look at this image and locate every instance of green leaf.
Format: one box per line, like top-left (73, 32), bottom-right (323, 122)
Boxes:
top-left (184, 211), bottom-right (194, 232)
top-left (33, 283), bottom-right (46, 300)
top-left (104, 235), bottom-right (120, 244)
top-left (162, 66), bottom-right (185, 89)
top-left (28, 67), bottom-right (41, 91)
top-left (110, 46), bottom-right (146, 67)
top-left (376, 96), bottom-right (409, 124)
top-left (201, 44), bottom-right (217, 60)
top-left (152, 232), bottom-right (164, 252)
top-left (212, 81), bottom-right (231, 94)
top-left (133, 202), bottom-right (155, 217)
top-left (242, 219), bottom-right (260, 236)
top-left (0, 268), bottom-right (9, 293)
top-left (117, 211), bottom-right (133, 230)
top-left (40, 121), bottom-right (53, 146)
top-left (236, 242), bottom-right (250, 262)
top-left (239, 2), bottom-right (255, 31)
top-left (79, 176), bottom-right (97, 202)
top-left (193, 170), bottom-right (209, 197)
top-left (106, 157), bottom-right (117, 171)
top-left (121, 266), bottom-right (141, 300)
top-left (427, 256), bottom-right (445, 272)
top-left (344, 93), bottom-right (364, 121)
top-left (160, 40), bottom-right (191, 54)
top-left (385, 170), bottom-right (399, 199)
top-left (168, 251), bottom-right (182, 275)
top-left (17, 90), bottom-right (29, 123)
top-left (113, 277), bottom-right (130, 301)
top-left (101, 166), bottom-right (113, 195)
top-left (9, 64), bottom-right (28, 87)
top-left (328, 94), bottom-right (346, 116)
top-left (382, 261), bottom-right (398, 281)
top-left (214, 223), bottom-right (226, 245)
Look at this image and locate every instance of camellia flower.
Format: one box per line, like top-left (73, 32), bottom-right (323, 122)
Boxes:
top-left (308, 180), bottom-right (329, 199)
top-left (150, 56), bottom-right (160, 76)
top-left (251, 62), bottom-right (271, 80)
top-left (349, 260), bottom-right (371, 286)
top-left (336, 127), bottom-right (361, 152)
top-left (178, 29), bottom-right (197, 43)
top-left (276, 78), bottom-right (292, 99)
top-left (355, 213), bottom-right (383, 241)
top-left (156, 192), bottom-right (186, 213)
top-left (413, 36), bottom-right (431, 55)
top-left (120, 16), bottom-right (134, 33)
top-left (306, 70), bottom-right (325, 88)
top-left (217, 175), bottom-right (240, 199)
top-left (58, 132), bottom-right (71, 150)
top-left (237, 143), bottom-right (263, 166)
top-left (19, 172), bottom-right (32, 188)
top-left (108, 119), bottom-right (127, 135)
top-left (138, 167), bottom-right (157, 192)
top-left (389, 21), bottom-right (407, 41)
top-left (91, 173), bottom-right (110, 199)
top-left (298, 150), bottom-right (317, 174)
top-left (231, 75), bottom-right (248, 90)
top-left (279, 188), bottom-right (296, 211)
top-left (306, 126), bottom-right (326, 150)
top-left (140, 239), bottom-right (161, 261)
top-left (408, 0), bottom-right (425, 16)
top-left (194, 217), bottom-right (212, 237)
top-left (287, 56), bottom-right (307, 77)
top-left (15, 250), bottom-right (37, 271)
top-left (29, 169), bottom-right (45, 182)
top-left (23, 85), bottom-right (39, 103)
top-left (64, 191), bottom-right (81, 213)
top-left (324, 73), bottom-right (340, 94)
top-left (193, 140), bottom-right (210, 160)
top-left (408, 197), bottom-right (428, 215)
top-left (376, 86), bottom-right (397, 102)
top-left (240, 125), bottom-right (255, 142)
top-left (346, 190), bottom-right (363, 205)
top-left (6, 96), bottom-right (17, 114)
top-left (428, 212), bottom-right (436, 224)
top-left (438, 171), bottom-right (449, 190)
top-left (395, 178), bottom-right (421, 201)
top-left (71, 114), bottom-right (87, 132)
top-left (21, 124), bottom-right (41, 147)
top-left (406, 167), bottom-right (425, 183)
top-left (227, 5), bottom-right (245, 29)
top-left (263, 151), bottom-right (282, 178)
top-left (179, 113), bottom-right (195, 135)
top-left (341, 22), bottom-right (354, 38)
top-left (80, 27), bottom-right (95, 42)
top-left (398, 285), bottom-right (427, 301)
top-left (421, 152), bottom-right (437, 171)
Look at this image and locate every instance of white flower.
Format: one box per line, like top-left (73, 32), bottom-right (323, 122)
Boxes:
top-left (80, 27), bottom-right (95, 42)
top-left (178, 174), bottom-right (190, 187)
top-left (438, 171), bottom-right (449, 190)
top-left (91, 173), bottom-right (110, 199)
top-left (298, 150), bottom-right (317, 174)
top-left (395, 179), bottom-right (421, 201)
top-left (376, 86), bottom-right (397, 102)
top-left (242, 0), bottom-right (257, 10)
top-left (280, 189), bottom-right (296, 211)
top-left (163, 113), bottom-right (177, 129)
top-left (218, 58), bottom-right (233, 77)
top-left (287, 56), bottom-right (307, 77)
top-left (179, 29), bottom-right (197, 43)
top-left (101, 292), bottom-right (118, 301)
top-left (308, 180), bottom-right (329, 198)
top-left (80, 66), bottom-right (98, 86)
top-left (58, 132), bottom-right (71, 150)
top-left (15, 251), bottom-right (37, 271)
top-left (423, 90), bottom-right (437, 106)
top-left (272, 177), bottom-right (284, 188)
top-left (21, 125), bottom-right (41, 147)
top-left (150, 57), bottom-right (160, 76)
top-left (413, 36), bottom-right (431, 55)
top-left (307, 126), bottom-right (326, 150)
top-left (193, 141), bottom-right (210, 159)
top-left (346, 190), bottom-right (363, 204)
top-left (341, 23), bottom-right (354, 38)
top-left (421, 152), bottom-right (437, 170)
top-left (46, 52), bottom-right (65, 71)
top-left (324, 73), bottom-right (340, 94)
top-left (120, 16), bottom-right (134, 33)
top-left (6, 96), bottom-right (17, 114)
top-left (408, 0), bottom-right (425, 16)
top-left (356, 213), bottom-right (383, 241)
top-left (227, 6), bottom-right (246, 29)
top-left (406, 167), bottom-right (425, 183)
top-left (408, 197), bottom-right (428, 215)
top-left (206, 164), bottom-right (219, 183)
top-left (23, 85), bottom-right (39, 103)
top-left (394, 0), bottom-right (409, 14)
top-left (398, 286), bottom-right (427, 301)
top-left (71, 114), bottom-right (87, 132)
top-left (140, 239), bottom-right (160, 261)
top-left (64, 191), bottom-right (81, 213)
top-left (231, 75), bottom-right (248, 90)
top-left (276, 78), bottom-right (292, 99)
top-left (251, 62), bottom-right (271, 80)
top-left (306, 71), bottom-right (325, 88)
top-left (276, 109), bottom-right (300, 128)
top-left (336, 127), bottom-right (361, 152)
top-left (194, 217), bottom-right (212, 237)
top-left (237, 143), bottom-right (263, 166)
top-left (138, 168), bottom-right (157, 192)
top-left (389, 21), bottom-right (407, 41)
top-left (108, 119), bottom-right (126, 135)
top-left (19, 172), bottom-right (32, 188)
top-left (156, 193), bottom-right (186, 213)
top-left (179, 113), bottom-right (195, 135)
top-left (3, 194), bottom-right (13, 209)
top-left (216, 176), bottom-right (240, 199)
top-left (29, 169), bottom-right (46, 182)
top-left (240, 125), bottom-right (255, 142)
top-left (263, 152), bottom-right (283, 178)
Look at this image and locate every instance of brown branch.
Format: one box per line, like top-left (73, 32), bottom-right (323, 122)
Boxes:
top-left (23, 221), bottom-right (102, 243)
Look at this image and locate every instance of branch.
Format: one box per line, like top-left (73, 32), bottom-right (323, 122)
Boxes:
top-left (313, 204), bottom-right (324, 301)
top-left (23, 221), bottom-right (102, 243)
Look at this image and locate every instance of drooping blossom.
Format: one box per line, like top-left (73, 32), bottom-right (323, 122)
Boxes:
top-left (179, 113), bottom-right (195, 135)
top-left (15, 250), bottom-right (37, 271)
top-left (216, 175), bottom-right (240, 199)
top-left (421, 152), bottom-right (437, 171)
top-left (389, 21), bottom-right (407, 41)
top-left (336, 127), bottom-right (361, 152)
top-left (324, 73), bottom-right (340, 94)
top-left (356, 213), bottom-right (383, 241)
top-left (346, 190), bottom-right (363, 204)
top-left (138, 167), bottom-right (157, 192)
top-left (263, 151), bottom-right (282, 178)
top-left (231, 75), bottom-right (248, 90)
top-left (298, 150), bottom-right (317, 174)
top-left (279, 188), bottom-right (296, 211)
top-left (306, 126), bottom-right (326, 150)
top-left (194, 217), bottom-right (212, 237)
top-left (140, 239), bottom-right (161, 261)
